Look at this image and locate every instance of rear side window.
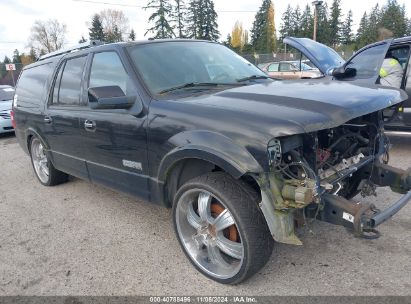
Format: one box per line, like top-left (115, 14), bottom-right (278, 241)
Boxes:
top-left (89, 52), bottom-right (128, 94)
top-left (57, 56), bottom-right (87, 105)
top-left (15, 63), bottom-right (53, 107)
top-left (280, 63), bottom-right (292, 72)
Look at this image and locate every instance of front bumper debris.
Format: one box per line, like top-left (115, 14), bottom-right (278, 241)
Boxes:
top-left (256, 162), bottom-right (411, 244)
top-left (319, 191), bottom-right (411, 238)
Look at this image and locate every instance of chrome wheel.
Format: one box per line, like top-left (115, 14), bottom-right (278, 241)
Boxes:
top-left (31, 138), bottom-right (49, 184)
top-left (175, 189), bottom-right (244, 280)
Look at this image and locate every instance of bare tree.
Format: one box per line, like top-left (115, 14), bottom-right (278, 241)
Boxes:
top-left (28, 19), bottom-right (67, 55)
top-left (99, 9), bottom-right (129, 40)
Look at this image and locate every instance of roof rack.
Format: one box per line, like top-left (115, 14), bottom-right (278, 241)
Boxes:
top-left (38, 40), bottom-right (104, 61)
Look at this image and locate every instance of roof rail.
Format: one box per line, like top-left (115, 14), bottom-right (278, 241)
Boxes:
top-left (38, 40), bottom-right (104, 61)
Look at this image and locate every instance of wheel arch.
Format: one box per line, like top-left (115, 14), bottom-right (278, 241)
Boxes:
top-left (159, 148), bottom-right (263, 207)
top-left (25, 128), bottom-right (55, 166)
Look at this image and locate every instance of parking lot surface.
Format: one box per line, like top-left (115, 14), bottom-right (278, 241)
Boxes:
top-left (0, 132), bottom-right (410, 296)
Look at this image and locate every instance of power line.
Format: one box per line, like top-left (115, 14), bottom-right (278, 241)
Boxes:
top-left (0, 41), bottom-right (26, 44)
top-left (73, 0), bottom-right (144, 8)
top-left (71, 0), bottom-right (257, 12)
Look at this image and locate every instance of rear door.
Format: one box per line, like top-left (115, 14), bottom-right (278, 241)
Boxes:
top-left (43, 54), bottom-right (89, 179)
top-left (279, 62), bottom-right (299, 79)
top-left (77, 50), bottom-right (150, 200)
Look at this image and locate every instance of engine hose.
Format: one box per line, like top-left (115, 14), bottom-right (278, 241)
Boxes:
top-left (328, 132), bottom-right (369, 151)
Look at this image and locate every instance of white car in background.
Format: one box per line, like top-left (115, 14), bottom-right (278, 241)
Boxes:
top-left (0, 85), bottom-right (15, 134)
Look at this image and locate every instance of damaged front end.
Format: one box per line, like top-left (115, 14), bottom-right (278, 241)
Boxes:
top-left (256, 111), bottom-right (411, 245)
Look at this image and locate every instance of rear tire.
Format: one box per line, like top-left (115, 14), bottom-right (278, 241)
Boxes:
top-left (172, 172), bottom-right (274, 284)
top-left (29, 137), bottom-right (68, 186)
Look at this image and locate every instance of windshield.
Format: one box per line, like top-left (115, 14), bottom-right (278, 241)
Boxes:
top-left (0, 86), bottom-right (14, 101)
top-left (127, 41), bottom-right (267, 94)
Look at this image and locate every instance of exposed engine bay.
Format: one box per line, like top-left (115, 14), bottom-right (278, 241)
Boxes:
top-left (258, 111), bottom-right (411, 245)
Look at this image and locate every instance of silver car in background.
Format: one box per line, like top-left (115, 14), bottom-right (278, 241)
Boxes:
top-left (0, 85), bottom-right (15, 134)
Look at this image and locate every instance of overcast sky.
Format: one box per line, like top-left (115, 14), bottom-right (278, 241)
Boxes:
top-left (0, 0), bottom-right (410, 59)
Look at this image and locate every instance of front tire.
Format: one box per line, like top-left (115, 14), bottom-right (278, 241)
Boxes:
top-left (30, 137), bottom-right (68, 186)
top-left (172, 172), bottom-right (274, 284)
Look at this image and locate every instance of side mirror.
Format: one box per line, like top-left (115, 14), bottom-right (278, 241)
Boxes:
top-left (88, 86), bottom-right (135, 110)
top-left (331, 66), bottom-right (356, 78)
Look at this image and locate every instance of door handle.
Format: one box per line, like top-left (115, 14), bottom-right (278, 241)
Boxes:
top-left (84, 120), bottom-right (96, 131)
top-left (44, 116), bottom-right (52, 124)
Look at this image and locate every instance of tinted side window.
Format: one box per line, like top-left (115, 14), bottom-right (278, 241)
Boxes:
top-left (58, 56), bottom-right (87, 105)
top-left (346, 44), bottom-right (387, 79)
top-left (89, 52), bottom-right (128, 94)
top-left (280, 63), bottom-right (291, 72)
top-left (15, 63), bottom-right (53, 107)
top-left (52, 62), bottom-right (64, 104)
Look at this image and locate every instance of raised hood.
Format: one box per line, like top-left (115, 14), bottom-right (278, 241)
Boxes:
top-left (184, 80), bottom-right (407, 137)
top-left (283, 37), bottom-right (345, 74)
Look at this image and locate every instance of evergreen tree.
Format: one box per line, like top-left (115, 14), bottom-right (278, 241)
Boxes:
top-left (172, 0), bottom-right (187, 38)
top-left (356, 12), bottom-right (368, 48)
top-left (29, 48), bottom-right (37, 62)
top-left (291, 6), bottom-right (302, 37)
top-left (201, 0), bottom-right (220, 40)
top-left (79, 36), bottom-right (87, 43)
top-left (12, 49), bottom-right (21, 64)
top-left (144, 0), bottom-right (175, 39)
top-left (279, 4), bottom-right (293, 40)
top-left (186, 0), bottom-right (219, 41)
top-left (316, 2), bottom-right (330, 44)
top-left (329, 0), bottom-right (342, 46)
top-left (300, 4), bottom-right (313, 38)
top-left (366, 4), bottom-right (381, 43)
top-left (341, 10), bottom-right (353, 44)
top-left (129, 29), bottom-right (136, 41)
top-left (251, 0), bottom-right (277, 52)
top-left (223, 34), bottom-right (232, 47)
top-left (89, 14), bottom-right (105, 41)
top-left (186, 0), bottom-right (199, 38)
top-left (379, 0), bottom-right (408, 38)
top-left (106, 25), bottom-right (123, 42)
top-left (3, 56), bottom-right (11, 64)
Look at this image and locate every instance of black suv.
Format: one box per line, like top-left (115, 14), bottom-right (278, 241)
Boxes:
top-left (12, 40), bottom-right (411, 284)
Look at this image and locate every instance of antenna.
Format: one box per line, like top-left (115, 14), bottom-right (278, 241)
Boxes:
top-left (38, 40), bottom-right (104, 61)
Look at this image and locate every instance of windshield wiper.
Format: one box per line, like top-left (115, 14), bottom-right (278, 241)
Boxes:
top-left (159, 82), bottom-right (239, 94)
top-left (237, 75), bottom-right (271, 82)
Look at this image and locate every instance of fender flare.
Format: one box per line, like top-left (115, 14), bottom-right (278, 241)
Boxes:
top-left (157, 130), bottom-right (264, 182)
top-left (24, 128), bottom-right (55, 164)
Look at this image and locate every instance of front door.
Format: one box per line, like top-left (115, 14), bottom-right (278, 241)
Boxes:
top-left (77, 51), bottom-right (150, 200)
top-left (44, 54), bottom-right (89, 179)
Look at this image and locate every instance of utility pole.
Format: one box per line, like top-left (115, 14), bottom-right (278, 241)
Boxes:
top-left (312, 1), bottom-right (323, 41)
